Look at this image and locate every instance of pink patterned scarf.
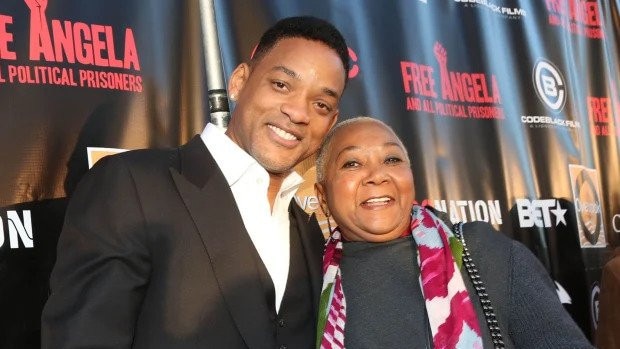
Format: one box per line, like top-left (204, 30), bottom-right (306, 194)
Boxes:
top-left (317, 205), bottom-right (483, 349)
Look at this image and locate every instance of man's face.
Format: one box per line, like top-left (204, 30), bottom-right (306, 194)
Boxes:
top-left (226, 37), bottom-right (346, 175)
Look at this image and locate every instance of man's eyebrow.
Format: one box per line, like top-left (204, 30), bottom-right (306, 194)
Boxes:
top-left (272, 65), bottom-right (340, 99)
top-left (272, 65), bottom-right (298, 79)
top-left (322, 87), bottom-right (339, 99)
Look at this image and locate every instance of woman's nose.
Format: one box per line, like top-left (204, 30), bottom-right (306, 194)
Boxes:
top-left (363, 165), bottom-right (390, 185)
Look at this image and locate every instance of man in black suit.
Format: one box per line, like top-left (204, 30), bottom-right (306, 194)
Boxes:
top-left (41, 16), bottom-right (349, 349)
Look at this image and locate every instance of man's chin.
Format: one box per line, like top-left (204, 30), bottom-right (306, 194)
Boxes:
top-left (259, 159), bottom-right (296, 176)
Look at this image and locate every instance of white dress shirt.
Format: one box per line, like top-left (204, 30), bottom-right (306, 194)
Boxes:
top-left (201, 123), bottom-right (303, 312)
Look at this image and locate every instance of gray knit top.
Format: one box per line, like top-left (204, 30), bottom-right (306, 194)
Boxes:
top-left (338, 221), bottom-right (595, 349)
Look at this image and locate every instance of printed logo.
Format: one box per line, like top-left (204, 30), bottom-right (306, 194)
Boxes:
top-left (454, 0), bottom-right (527, 19)
top-left (0, 210), bottom-right (33, 249)
top-left (546, 0), bottom-right (604, 39)
top-left (348, 47), bottom-right (360, 79)
top-left (515, 198), bottom-right (567, 228)
top-left (612, 213), bottom-right (620, 233)
top-left (588, 96), bottom-right (615, 136)
top-left (414, 199), bottom-right (503, 226)
top-left (401, 42), bottom-right (504, 120)
top-left (293, 166), bottom-right (332, 238)
top-left (591, 282), bottom-right (600, 330)
top-left (294, 194), bottom-right (321, 213)
top-left (534, 59), bottom-right (566, 113)
top-left (522, 59), bottom-right (580, 129)
top-left (520, 115), bottom-right (580, 128)
top-left (0, 0), bottom-right (142, 91)
top-left (569, 165), bottom-right (606, 247)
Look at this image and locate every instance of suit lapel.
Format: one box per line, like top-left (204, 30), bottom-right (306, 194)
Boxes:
top-left (290, 202), bottom-right (325, 315)
top-left (171, 136), bottom-right (272, 349)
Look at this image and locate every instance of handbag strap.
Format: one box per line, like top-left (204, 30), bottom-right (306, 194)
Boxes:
top-left (453, 222), bottom-right (506, 349)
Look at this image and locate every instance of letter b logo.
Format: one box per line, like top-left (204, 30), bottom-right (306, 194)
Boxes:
top-left (534, 59), bottom-right (566, 113)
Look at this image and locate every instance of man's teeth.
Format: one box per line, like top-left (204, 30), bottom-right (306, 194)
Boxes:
top-left (365, 197), bottom-right (390, 203)
top-left (269, 125), bottom-right (297, 141)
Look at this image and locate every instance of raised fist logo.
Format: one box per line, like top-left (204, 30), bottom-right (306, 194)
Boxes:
top-left (24, 0), bottom-right (53, 60)
top-left (24, 0), bottom-right (48, 12)
top-left (433, 42), bottom-right (447, 66)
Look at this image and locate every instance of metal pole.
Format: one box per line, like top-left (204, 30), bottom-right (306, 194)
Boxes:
top-left (198, 0), bottom-right (230, 130)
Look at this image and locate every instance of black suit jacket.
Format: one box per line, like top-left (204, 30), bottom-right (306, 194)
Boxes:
top-left (41, 136), bottom-right (325, 348)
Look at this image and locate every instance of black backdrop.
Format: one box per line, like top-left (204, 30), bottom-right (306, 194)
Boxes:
top-left (1, 0), bottom-right (619, 347)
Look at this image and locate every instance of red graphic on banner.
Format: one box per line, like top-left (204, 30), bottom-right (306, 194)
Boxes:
top-left (588, 96), bottom-right (614, 136)
top-left (0, 14), bottom-right (16, 60)
top-left (348, 47), bottom-right (359, 79)
top-left (0, 0), bottom-right (142, 92)
top-left (401, 42), bottom-right (503, 120)
top-left (546, 0), bottom-right (604, 39)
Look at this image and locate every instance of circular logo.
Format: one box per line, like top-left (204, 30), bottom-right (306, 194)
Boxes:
top-left (591, 283), bottom-right (600, 330)
top-left (533, 59), bottom-right (566, 113)
top-left (574, 170), bottom-right (602, 245)
top-left (612, 214), bottom-right (620, 233)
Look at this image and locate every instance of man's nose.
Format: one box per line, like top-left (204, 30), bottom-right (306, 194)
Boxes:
top-left (280, 96), bottom-right (310, 124)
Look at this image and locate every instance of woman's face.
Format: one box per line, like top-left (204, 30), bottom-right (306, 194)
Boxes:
top-left (316, 121), bottom-right (414, 242)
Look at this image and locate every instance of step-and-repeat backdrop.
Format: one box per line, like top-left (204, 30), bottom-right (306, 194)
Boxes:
top-left (1, 0), bottom-right (618, 347)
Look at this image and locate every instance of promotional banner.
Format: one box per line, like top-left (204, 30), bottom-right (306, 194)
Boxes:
top-left (217, 0), bottom-right (620, 341)
top-left (1, 0), bottom-right (618, 347)
top-left (0, 0), bottom-right (207, 347)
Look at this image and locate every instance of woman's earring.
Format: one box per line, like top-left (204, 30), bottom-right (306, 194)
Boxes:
top-left (327, 216), bottom-right (334, 234)
top-left (229, 94), bottom-right (236, 101)
top-left (324, 210), bottom-right (335, 233)
top-left (321, 206), bottom-right (334, 234)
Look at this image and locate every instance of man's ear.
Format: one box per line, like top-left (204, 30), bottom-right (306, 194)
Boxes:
top-left (314, 182), bottom-right (329, 217)
top-left (228, 63), bottom-right (250, 100)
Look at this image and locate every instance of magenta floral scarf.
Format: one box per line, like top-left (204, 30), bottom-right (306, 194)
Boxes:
top-left (317, 205), bottom-right (483, 349)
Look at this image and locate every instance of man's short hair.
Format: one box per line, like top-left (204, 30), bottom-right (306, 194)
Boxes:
top-left (251, 16), bottom-right (350, 82)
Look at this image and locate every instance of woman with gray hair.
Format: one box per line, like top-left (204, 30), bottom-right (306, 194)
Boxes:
top-left (314, 116), bottom-right (593, 349)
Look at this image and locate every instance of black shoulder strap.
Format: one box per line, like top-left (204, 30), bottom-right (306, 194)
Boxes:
top-left (453, 222), bottom-right (506, 349)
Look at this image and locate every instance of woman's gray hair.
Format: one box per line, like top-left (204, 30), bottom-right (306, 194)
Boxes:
top-left (315, 116), bottom-right (409, 183)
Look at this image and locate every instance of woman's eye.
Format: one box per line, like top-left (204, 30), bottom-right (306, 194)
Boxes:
top-left (342, 160), bottom-right (359, 168)
top-left (385, 156), bottom-right (403, 164)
